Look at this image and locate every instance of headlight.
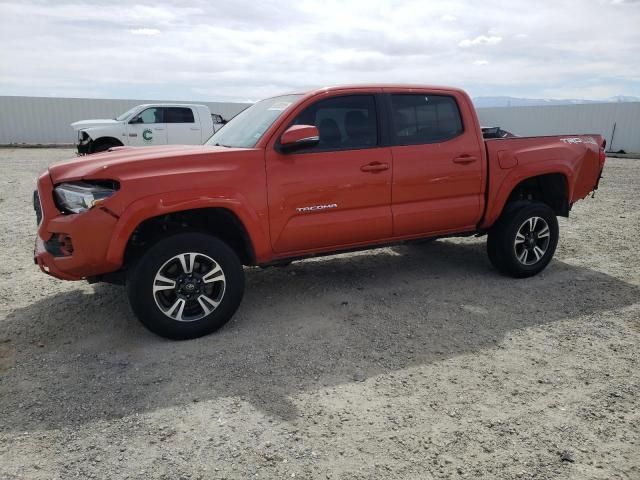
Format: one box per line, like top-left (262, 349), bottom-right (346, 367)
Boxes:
top-left (54, 181), bottom-right (118, 213)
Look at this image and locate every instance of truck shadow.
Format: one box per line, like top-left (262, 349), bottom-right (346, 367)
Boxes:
top-left (2, 240), bottom-right (639, 431)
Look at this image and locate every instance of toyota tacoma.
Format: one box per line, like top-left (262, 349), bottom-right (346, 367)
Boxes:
top-left (34, 85), bottom-right (606, 339)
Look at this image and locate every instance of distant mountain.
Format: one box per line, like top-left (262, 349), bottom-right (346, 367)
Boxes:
top-left (473, 95), bottom-right (640, 108)
top-left (607, 95), bottom-right (640, 103)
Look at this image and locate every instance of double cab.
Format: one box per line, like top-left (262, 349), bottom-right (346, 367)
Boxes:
top-left (71, 103), bottom-right (226, 154)
top-left (35, 85), bottom-right (606, 339)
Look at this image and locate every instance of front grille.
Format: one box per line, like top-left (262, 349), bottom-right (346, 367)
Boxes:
top-left (33, 190), bottom-right (43, 225)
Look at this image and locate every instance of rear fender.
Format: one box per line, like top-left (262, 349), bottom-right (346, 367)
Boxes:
top-left (482, 164), bottom-right (572, 229)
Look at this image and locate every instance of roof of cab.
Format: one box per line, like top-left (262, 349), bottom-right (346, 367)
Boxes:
top-left (136, 103), bottom-right (208, 108)
top-left (280, 84), bottom-right (467, 99)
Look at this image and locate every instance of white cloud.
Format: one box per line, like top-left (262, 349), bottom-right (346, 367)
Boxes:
top-left (129, 28), bottom-right (160, 36)
top-left (458, 35), bottom-right (503, 47)
top-left (0, 0), bottom-right (638, 101)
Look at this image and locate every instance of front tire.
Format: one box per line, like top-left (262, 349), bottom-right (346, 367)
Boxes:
top-left (127, 233), bottom-right (245, 339)
top-left (487, 202), bottom-right (559, 278)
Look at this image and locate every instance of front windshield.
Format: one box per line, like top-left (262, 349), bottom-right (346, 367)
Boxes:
top-left (115, 106), bottom-right (139, 121)
top-left (206, 94), bottom-right (302, 148)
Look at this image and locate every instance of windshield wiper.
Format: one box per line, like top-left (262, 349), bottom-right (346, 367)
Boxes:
top-left (213, 143), bottom-right (231, 148)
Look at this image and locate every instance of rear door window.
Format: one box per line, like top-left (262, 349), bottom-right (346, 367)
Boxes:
top-left (164, 107), bottom-right (195, 123)
top-left (390, 94), bottom-right (463, 145)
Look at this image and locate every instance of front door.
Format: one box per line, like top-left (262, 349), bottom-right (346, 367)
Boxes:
top-left (126, 107), bottom-right (168, 146)
top-left (388, 92), bottom-right (485, 236)
top-left (266, 94), bottom-right (393, 254)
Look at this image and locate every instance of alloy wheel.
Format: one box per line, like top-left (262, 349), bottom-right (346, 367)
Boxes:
top-left (152, 252), bottom-right (226, 322)
top-left (513, 216), bottom-right (551, 266)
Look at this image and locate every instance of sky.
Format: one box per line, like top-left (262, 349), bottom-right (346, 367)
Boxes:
top-left (0, 0), bottom-right (639, 102)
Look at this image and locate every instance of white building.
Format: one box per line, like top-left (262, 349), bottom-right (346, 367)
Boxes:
top-left (476, 102), bottom-right (640, 154)
top-left (0, 96), bottom-right (250, 145)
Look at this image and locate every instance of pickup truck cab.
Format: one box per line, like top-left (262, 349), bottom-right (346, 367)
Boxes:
top-left (71, 103), bottom-right (222, 154)
top-left (35, 84), bottom-right (606, 339)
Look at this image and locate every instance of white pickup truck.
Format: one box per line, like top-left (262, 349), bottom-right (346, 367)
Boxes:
top-left (71, 104), bottom-right (226, 154)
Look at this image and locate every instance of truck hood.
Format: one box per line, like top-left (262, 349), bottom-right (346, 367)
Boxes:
top-left (48, 145), bottom-right (242, 183)
top-left (70, 119), bottom-right (122, 130)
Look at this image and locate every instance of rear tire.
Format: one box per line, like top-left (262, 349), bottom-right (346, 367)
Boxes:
top-left (487, 202), bottom-right (559, 278)
top-left (127, 233), bottom-right (245, 339)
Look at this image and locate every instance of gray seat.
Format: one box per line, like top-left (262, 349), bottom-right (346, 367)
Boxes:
top-left (344, 111), bottom-right (375, 147)
top-left (318, 118), bottom-right (342, 148)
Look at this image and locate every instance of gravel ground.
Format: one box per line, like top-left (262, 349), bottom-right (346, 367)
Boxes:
top-left (0, 148), bottom-right (638, 480)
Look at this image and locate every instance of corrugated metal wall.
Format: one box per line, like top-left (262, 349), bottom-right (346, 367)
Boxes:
top-left (0, 96), bottom-right (250, 145)
top-left (1, 96), bottom-right (639, 153)
top-left (476, 102), bottom-right (640, 153)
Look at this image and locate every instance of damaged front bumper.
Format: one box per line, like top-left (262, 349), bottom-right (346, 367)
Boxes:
top-left (33, 172), bottom-right (120, 280)
top-left (76, 130), bottom-right (91, 155)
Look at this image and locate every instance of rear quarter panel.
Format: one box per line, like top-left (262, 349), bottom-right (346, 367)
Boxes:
top-left (482, 135), bottom-right (603, 228)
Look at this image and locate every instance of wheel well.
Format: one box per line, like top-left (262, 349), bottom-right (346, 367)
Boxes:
top-left (506, 173), bottom-right (569, 216)
top-left (124, 208), bottom-right (256, 267)
top-left (91, 136), bottom-right (123, 152)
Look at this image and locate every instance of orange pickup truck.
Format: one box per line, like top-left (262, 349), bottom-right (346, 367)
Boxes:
top-left (34, 84), bottom-right (606, 339)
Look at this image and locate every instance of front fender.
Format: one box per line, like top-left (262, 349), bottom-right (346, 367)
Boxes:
top-left (80, 126), bottom-right (126, 142)
top-left (104, 188), bottom-right (271, 266)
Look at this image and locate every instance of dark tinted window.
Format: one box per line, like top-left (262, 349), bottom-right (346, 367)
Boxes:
top-left (390, 94), bottom-right (463, 144)
top-left (291, 95), bottom-right (378, 151)
top-left (164, 107), bottom-right (195, 123)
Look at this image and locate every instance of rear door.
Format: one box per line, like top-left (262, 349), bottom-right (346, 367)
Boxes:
top-left (387, 91), bottom-right (484, 236)
top-left (265, 93), bottom-right (393, 254)
top-left (126, 107), bottom-right (168, 146)
top-left (165, 107), bottom-right (202, 144)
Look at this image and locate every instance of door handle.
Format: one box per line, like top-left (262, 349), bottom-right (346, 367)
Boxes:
top-left (453, 154), bottom-right (477, 164)
top-left (154, 128), bottom-right (165, 131)
top-left (190, 127), bottom-right (200, 131)
top-left (360, 162), bottom-right (390, 173)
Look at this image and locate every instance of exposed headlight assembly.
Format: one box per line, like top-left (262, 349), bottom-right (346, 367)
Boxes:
top-left (54, 181), bottom-right (118, 213)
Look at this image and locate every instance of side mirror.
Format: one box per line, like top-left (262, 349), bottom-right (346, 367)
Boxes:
top-left (129, 116), bottom-right (142, 124)
top-left (280, 125), bottom-right (319, 152)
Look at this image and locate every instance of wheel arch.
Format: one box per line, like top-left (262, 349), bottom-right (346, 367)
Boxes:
top-left (505, 172), bottom-right (570, 216)
top-left (484, 171), bottom-right (571, 228)
top-left (105, 193), bottom-right (268, 270)
top-left (91, 136), bottom-right (124, 152)
top-left (121, 207), bottom-right (256, 267)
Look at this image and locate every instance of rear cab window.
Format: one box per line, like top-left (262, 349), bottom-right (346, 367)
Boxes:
top-left (389, 94), bottom-right (463, 145)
